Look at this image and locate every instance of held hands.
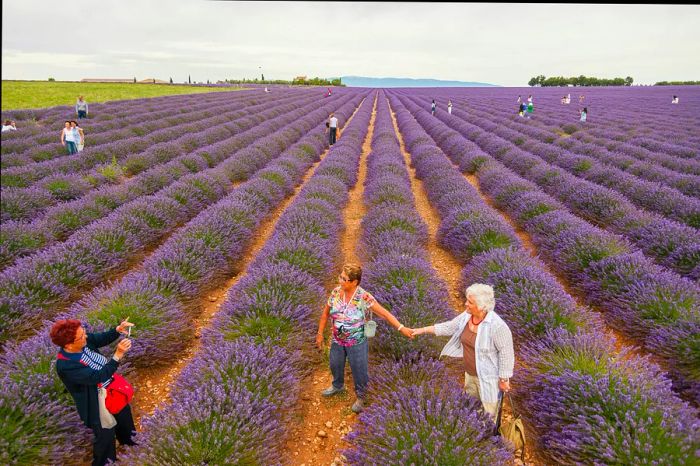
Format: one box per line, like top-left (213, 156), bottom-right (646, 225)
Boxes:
top-left (399, 326), bottom-right (415, 339)
top-left (410, 327), bottom-right (423, 337)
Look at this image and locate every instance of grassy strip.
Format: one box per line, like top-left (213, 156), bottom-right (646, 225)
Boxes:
top-left (1, 81), bottom-right (248, 110)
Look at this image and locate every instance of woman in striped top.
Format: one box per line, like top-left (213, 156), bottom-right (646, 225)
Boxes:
top-left (412, 283), bottom-right (514, 420)
top-left (51, 318), bottom-right (135, 466)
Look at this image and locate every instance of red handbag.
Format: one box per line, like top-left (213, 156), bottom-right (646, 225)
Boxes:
top-left (103, 373), bottom-right (134, 414)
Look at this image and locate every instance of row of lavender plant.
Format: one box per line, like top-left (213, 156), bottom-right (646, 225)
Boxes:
top-left (0, 88), bottom-right (264, 145)
top-left (453, 98), bottom-right (700, 196)
top-left (344, 94), bottom-right (513, 465)
top-left (0, 93), bottom-right (367, 466)
top-left (119, 94), bottom-right (373, 464)
top-left (0, 90), bottom-right (267, 167)
top-left (0, 92), bottom-right (357, 270)
top-left (1, 91), bottom-right (317, 220)
top-left (0, 93), bottom-right (361, 344)
top-left (400, 95), bottom-right (700, 279)
top-left (392, 93), bottom-right (700, 403)
top-left (480, 98), bottom-right (700, 177)
top-left (388, 93), bottom-right (700, 464)
top-left (0, 91), bottom-right (281, 183)
top-left (404, 87), bottom-right (699, 162)
top-left (1, 89), bottom-right (256, 143)
top-left (406, 94), bottom-right (700, 229)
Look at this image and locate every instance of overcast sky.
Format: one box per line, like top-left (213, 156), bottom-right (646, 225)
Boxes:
top-left (2, 2), bottom-right (699, 86)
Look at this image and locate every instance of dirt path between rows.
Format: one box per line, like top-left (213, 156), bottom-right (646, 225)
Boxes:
top-left (388, 103), bottom-right (464, 312)
top-left (387, 101), bottom-right (538, 466)
top-left (130, 102), bottom-right (367, 429)
top-left (284, 93), bottom-right (377, 466)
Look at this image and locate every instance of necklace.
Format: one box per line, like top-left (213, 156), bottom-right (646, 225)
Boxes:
top-left (470, 315), bottom-right (484, 326)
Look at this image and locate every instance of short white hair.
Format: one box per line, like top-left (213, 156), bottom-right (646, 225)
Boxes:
top-left (466, 283), bottom-right (495, 314)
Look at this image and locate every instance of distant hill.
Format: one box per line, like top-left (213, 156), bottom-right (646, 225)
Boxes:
top-left (341, 76), bottom-right (499, 88)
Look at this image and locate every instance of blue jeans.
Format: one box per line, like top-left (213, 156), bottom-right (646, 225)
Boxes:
top-left (330, 339), bottom-right (369, 398)
top-left (78, 110), bottom-right (87, 119)
top-left (66, 141), bottom-right (78, 154)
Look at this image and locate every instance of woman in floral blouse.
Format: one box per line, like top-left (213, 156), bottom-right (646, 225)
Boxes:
top-left (316, 263), bottom-right (414, 413)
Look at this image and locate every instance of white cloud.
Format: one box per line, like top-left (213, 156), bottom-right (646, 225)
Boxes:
top-left (2, 1), bottom-right (699, 85)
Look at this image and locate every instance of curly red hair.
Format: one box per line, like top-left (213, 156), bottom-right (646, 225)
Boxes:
top-left (50, 319), bottom-right (82, 347)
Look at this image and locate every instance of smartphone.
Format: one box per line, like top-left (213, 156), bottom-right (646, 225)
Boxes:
top-left (127, 326), bottom-right (131, 338)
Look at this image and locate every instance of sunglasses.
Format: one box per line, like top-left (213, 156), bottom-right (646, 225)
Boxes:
top-left (338, 275), bottom-right (351, 282)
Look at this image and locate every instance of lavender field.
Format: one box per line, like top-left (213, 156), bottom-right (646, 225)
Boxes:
top-left (1, 86), bottom-right (698, 465)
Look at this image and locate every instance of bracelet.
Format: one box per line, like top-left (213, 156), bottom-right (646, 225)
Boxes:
top-left (499, 378), bottom-right (509, 383)
top-left (397, 324), bottom-right (404, 332)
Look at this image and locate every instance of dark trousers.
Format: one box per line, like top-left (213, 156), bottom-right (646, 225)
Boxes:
top-left (91, 404), bottom-right (136, 466)
top-left (329, 127), bottom-right (337, 145)
top-left (330, 339), bottom-right (369, 398)
top-left (78, 110), bottom-right (87, 119)
top-left (66, 141), bottom-right (78, 155)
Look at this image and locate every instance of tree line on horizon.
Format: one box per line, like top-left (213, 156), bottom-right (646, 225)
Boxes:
top-left (223, 76), bottom-right (344, 86)
top-left (654, 80), bottom-right (700, 86)
top-left (528, 75), bottom-right (634, 87)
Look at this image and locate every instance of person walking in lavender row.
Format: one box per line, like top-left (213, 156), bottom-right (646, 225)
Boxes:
top-left (76, 95), bottom-right (89, 119)
top-left (672, 95), bottom-right (679, 104)
top-left (72, 120), bottom-right (85, 151)
top-left (517, 95), bottom-right (522, 104)
top-left (316, 263), bottom-right (414, 413)
top-left (431, 99), bottom-right (436, 116)
top-left (411, 283), bottom-right (514, 421)
top-left (580, 107), bottom-right (588, 122)
top-left (61, 120), bottom-right (78, 154)
top-left (328, 112), bottom-right (339, 146)
top-left (527, 95), bottom-right (534, 115)
top-left (447, 100), bottom-right (453, 115)
top-left (51, 318), bottom-right (137, 466)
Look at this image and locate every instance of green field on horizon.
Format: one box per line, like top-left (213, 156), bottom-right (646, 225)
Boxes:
top-left (1, 80), bottom-right (249, 111)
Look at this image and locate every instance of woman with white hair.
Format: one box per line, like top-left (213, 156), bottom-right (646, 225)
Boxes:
top-left (412, 283), bottom-right (514, 419)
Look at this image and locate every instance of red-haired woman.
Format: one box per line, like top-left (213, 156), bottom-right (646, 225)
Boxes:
top-left (50, 318), bottom-right (135, 466)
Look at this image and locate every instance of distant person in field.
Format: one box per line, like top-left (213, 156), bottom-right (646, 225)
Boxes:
top-left (411, 283), bottom-right (514, 421)
top-left (2, 119), bottom-right (17, 132)
top-left (264, 87), bottom-right (270, 93)
top-left (76, 96), bottom-right (89, 119)
top-left (518, 102), bottom-right (525, 117)
top-left (527, 95), bottom-right (534, 116)
top-left (448, 100), bottom-right (453, 115)
top-left (672, 95), bottom-right (679, 104)
top-left (328, 112), bottom-right (338, 145)
top-left (517, 95), bottom-right (522, 104)
top-left (566, 93), bottom-right (571, 104)
top-left (580, 107), bottom-right (588, 122)
top-left (61, 120), bottom-right (78, 154)
top-left (316, 263), bottom-right (414, 414)
top-left (431, 99), bottom-right (436, 116)
top-left (327, 87), bottom-right (332, 97)
top-left (71, 120), bottom-right (85, 151)
top-left (579, 94), bottom-right (585, 103)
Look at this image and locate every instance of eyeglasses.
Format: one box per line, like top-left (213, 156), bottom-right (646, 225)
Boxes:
top-left (338, 275), bottom-right (350, 282)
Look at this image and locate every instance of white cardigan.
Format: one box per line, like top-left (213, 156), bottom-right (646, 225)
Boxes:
top-left (434, 311), bottom-right (514, 404)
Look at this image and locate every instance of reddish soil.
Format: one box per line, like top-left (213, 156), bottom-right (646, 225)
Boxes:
top-left (129, 102), bottom-right (369, 429)
top-left (284, 94), bottom-right (378, 466)
top-left (388, 103), bottom-right (534, 465)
